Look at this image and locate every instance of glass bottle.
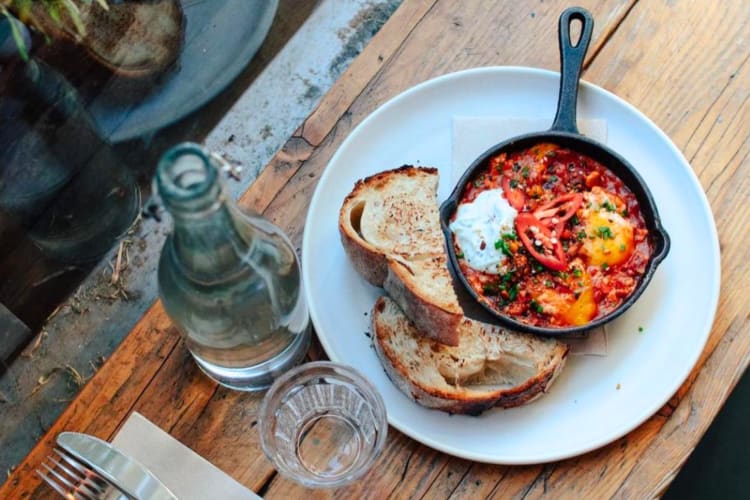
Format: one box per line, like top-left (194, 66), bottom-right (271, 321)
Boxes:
top-left (155, 143), bottom-right (311, 391)
top-left (0, 17), bottom-right (139, 263)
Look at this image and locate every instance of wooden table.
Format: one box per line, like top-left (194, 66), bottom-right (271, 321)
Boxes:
top-left (4, 0), bottom-right (748, 497)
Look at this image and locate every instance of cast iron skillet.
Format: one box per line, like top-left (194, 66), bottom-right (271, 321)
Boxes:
top-left (438, 6), bottom-right (670, 337)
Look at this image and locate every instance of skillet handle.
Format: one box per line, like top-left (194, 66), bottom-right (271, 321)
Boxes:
top-left (550, 7), bottom-right (594, 134)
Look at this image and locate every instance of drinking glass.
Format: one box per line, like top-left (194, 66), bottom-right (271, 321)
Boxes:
top-left (259, 361), bottom-right (388, 488)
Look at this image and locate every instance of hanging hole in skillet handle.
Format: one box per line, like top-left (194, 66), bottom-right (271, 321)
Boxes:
top-left (550, 7), bottom-right (594, 134)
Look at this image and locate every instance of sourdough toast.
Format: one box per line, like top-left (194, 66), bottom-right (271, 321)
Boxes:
top-left (339, 166), bottom-right (463, 345)
top-left (372, 296), bottom-right (569, 415)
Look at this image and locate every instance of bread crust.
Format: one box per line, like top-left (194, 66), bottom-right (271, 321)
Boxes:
top-left (339, 166), bottom-right (462, 345)
top-left (372, 297), bottom-right (569, 415)
top-left (384, 257), bottom-right (461, 345)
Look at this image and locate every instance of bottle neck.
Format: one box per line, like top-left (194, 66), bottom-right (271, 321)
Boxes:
top-left (157, 144), bottom-right (254, 282)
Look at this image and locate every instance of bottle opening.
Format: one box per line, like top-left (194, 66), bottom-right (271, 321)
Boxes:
top-left (170, 153), bottom-right (210, 192)
top-left (156, 143), bottom-right (220, 213)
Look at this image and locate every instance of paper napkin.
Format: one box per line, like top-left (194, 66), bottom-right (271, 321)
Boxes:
top-left (451, 116), bottom-right (608, 356)
top-left (112, 412), bottom-right (261, 500)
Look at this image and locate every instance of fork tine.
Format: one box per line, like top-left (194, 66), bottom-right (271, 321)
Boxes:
top-left (47, 455), bottom-right (106, 498)
top-left (38, 463), bottom-right (94, 499)
top-left (36, 468), bottom-right (71, 499)
top-left (52, 449), bottom-right (109, 492)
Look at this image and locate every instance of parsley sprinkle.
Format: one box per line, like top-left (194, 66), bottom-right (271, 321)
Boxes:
top-left (572, 268), bottom-right (582, 278)
top-left (638, 326), bottom-right (644, 333)
top-left (456, 252), bottom-right (464, 259)
top-left (529, 300), bottom-right (544, 314)
top-left (503, 232), bottom-right (518, 241)
top-left (508, 283), bottom-right (519, 301)
top-left (596, 226), bottom-right (614, 239)
top-left (602, 200), bottom-right (616, 212)
top-left (522, 166), bottom-right (530, 179)
top-left (509, 178), bottom-right (519, 188)
top-left (619, 243), bottom-right (626, 252)
top-left (549, 175), bottom-right (559, 183)
top-left (545, 280), bottom-right (554, 288)
top-left (513, 162), bottom-right (521, 172)
top-left (622, 208), bottom-right (629, 217)
top-left (577, 230), bottom-right (586, 240)
top-left (601, 262), bottom-right (609, 270)
top-left (495, 239), bottom-right (512, 257)
top-left (570, 215), bottom-right (580, 225)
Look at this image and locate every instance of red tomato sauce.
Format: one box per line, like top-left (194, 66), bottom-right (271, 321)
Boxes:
top-left (452, 143), bottom-right (652, 328)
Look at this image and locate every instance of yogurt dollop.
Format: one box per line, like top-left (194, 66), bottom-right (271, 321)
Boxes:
top-left (449, 189), bottom-right (517, 274)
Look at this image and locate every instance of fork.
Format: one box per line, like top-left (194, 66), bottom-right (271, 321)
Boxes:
top-left (36, 448), bottom-right (129, 499)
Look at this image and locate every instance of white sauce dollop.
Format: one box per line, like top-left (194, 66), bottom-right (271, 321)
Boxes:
top-left (449, 189), bottom-right (517, 274)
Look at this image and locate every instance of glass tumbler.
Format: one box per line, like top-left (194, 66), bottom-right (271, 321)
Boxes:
top-left (259, 361), bottom-right (388, 488)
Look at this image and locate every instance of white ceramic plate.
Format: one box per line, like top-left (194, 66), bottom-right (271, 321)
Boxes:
top-left (301, 67), bottom-right (720, 464)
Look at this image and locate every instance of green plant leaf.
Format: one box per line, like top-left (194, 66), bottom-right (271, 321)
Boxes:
top-left (1, 7), bottom-right (29, 61)
top-left (61, 0), bottom-right (85, 36)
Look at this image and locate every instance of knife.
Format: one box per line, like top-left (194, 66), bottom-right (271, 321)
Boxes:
top-left (56, 432), bottom-right (177, 500)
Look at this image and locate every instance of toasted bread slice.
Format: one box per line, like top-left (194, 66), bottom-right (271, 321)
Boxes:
top-left (372, 296), bottom-right (569, 415)
top-left (27, 0), bottom-right (184, 80)
top-left (339, 166), bottom-right (463, 345)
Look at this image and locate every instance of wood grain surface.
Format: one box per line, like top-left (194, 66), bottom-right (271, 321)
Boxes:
top-left (3, 0), bottom-right (748, 498)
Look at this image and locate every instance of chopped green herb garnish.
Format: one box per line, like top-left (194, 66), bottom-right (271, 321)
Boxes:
top-left (602, 200), bottom-right (616, 212)
top-left (508, 283), bottom-right (519, 301)
top-left (570, 215), bottom-right (580, 225)
top-left (513, 162), bottom-right (521, 172)
top-left (638, 326), bottom-right (644, 333)
top-left (622, 208), bottom-right (629, 217)
top-left (596, 226), bottom-right (614, 239)
top-left (509, 179), bottom-right (518, 189)
top-left (577, 230), bottom-right (586, 240)
top-left (545, 280), bottom-right (554, 288)
top-left (502, 232), bottom-right (518, 241)
top-left (529, 300), bottom-right (544, 314)
top-left (549, 175), bottom-right (559, 183)
top-left (572, 267), bottom-right (583, 278)
top-left (601, 262), bottom-right (609, 270)
top-left (619, 243), bottom-right (626, 252)
top-left (522, 166), bottom-right (530, 179)
top-left (456, 252), bottom-right (464, 259)
top-left (494, 238), bottom-right (513, 257)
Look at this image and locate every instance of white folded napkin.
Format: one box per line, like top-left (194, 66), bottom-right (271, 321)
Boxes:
top-left (112, 412), bottom-right (260, 499)
top-left (451, 116), bottom-right (608, 356)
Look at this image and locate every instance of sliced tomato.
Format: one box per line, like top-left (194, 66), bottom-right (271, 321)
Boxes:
top-left (533, 192), bottom-right (583, 235)
top-left (501, 175), bottom-right (526, 210)
top-left (515, 213), bottom-right (568, 271)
